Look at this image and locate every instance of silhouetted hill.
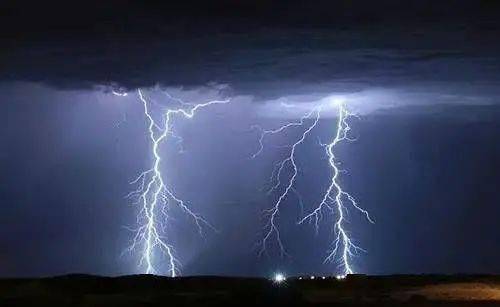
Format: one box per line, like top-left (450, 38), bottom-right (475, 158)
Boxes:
top-left (1, 274), bottom-right (499, 306)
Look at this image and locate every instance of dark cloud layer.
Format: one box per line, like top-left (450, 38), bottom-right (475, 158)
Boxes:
top-left (1, 1), bottom-right (500, 100)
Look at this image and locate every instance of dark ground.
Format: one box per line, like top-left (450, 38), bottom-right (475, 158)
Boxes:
top-left (0, 274), bottom-right (498, 306)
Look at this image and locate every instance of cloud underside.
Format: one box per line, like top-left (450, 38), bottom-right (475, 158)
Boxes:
top-left (2, 28), bottom-right (500, 114)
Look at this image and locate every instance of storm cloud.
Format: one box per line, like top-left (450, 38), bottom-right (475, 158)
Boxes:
top-left (2, 1), bottom-right (500, 115)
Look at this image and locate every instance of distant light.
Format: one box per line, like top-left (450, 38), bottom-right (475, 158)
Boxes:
top-left (273, 272), bottom-right (286, 284)
top-left (298, 277), bottom-right (302, 280)
top-left (336, 275), bottom-right (346, 280)
top-left (310, 276), bottom-right (315, 280)
top-left (322, 276), bottom-right (326, 280)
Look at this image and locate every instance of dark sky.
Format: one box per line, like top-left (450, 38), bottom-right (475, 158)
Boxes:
top-left (0, 1), bottom-right (499, 277)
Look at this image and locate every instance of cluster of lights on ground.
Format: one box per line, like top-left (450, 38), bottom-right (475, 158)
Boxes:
top-left (113, 88), bottom-right (373, 280)
top-left (272, 272), bottom-right (346, 284)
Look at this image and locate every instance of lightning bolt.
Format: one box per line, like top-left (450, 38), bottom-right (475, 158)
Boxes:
top-left (298, 101), bottom-right (374, 277)
top-left (120, 89), bottom-right (229, 276)
top-left (252, 108), bottom-right (321, 257)
top-left (253, 99), bottom-right (373, 276)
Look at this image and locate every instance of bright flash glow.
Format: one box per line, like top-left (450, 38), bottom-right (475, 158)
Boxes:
top-left (123, 89), bottom-right (229, 276)
top-left (252, 98), bottom-right (373, 276)
top-left (273, 272), bottom-right (286, 283)
top-left (330, 97), bottom-right (345, 107)
top-left (112, 90), bottom-right (128, 97)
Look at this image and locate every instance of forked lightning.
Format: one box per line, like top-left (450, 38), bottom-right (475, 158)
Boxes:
top-left (117, 89), bottom-right (229, 276)
top-left (252, 108), bottom-right (321, 257)
top-left (253, 99), bottom-right (374, 276)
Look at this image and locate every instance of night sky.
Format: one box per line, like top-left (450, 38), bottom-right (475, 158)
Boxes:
top-left (1, 1), bottom-right (499, 277)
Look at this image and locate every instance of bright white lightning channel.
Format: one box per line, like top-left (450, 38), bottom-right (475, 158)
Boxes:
top-left (253, 100), bottom-right (374, 276)
top-left (119, 89), bottom-right (229, 276)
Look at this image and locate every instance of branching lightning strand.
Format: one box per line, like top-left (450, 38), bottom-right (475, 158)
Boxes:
top-left (252, 108), bottom-right (321, 257)
top-left (298, 102), bottom-right (374, 276)
top-left (124, 89), bottom-right (229, 276)
top-left (252, 101), bottom-right (373, 276)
